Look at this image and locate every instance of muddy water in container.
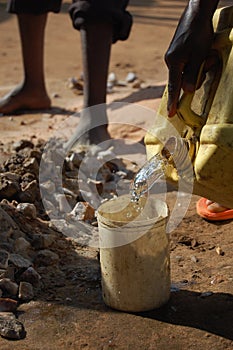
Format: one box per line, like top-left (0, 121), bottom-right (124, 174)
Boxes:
top-left (97, 194), bottom-right (170, 312)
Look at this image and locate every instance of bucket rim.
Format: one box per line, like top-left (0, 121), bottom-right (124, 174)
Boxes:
top-left (97, 195), bottom-right (168, 225)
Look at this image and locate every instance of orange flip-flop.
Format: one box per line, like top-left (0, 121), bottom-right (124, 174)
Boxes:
top-left (196, 197), bottom-right (233, 221)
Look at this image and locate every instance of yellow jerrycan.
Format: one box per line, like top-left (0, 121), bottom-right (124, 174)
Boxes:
top-left (145, 5), bottom-right (233, 208)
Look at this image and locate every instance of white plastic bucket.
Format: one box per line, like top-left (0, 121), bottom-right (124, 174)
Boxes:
top-left (97, 195), bottom-right (170, 312)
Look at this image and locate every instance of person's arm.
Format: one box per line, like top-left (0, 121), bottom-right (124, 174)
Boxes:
top-left (165, 0), bottom-right (220, 117)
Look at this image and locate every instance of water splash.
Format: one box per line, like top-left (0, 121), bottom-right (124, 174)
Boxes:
top-left (130, 153), bottom-right (167, 203)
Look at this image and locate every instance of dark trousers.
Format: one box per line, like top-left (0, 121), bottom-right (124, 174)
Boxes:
top-left (7, 0), bottom-right (132, 42)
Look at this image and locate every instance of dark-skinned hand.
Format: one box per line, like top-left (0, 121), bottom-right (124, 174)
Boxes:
top-left (165, 0), bottom-right (219, 117)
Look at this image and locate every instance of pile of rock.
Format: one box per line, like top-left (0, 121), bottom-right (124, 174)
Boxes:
top-left (0, 138), bottom-right (134, 339)
top-left (0, 200), bottom-right (62, 339)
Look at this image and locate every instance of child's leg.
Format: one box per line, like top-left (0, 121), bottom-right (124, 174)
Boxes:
top-left (67, 0), bottom-right (132, 146)
top-left (0, 13), bottom-right (51, 114)
top-left (73, 21), bottom-right (113, 145)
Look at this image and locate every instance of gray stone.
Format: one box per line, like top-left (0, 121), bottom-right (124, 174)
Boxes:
top-left (191, 255), bottom-right (199, 263)
top-left (0, 312), bottom-right (26, 340)
top-left (0, 178), bottom-right (20, 199)
top-left (8, 228), bottom-right (26, 241)
top-left (19, 267), bottom-right (41, 287)
top-left (69, 152), bottom-right (84, 167)
top-left (12, 139), bottom-right (34, 152)
top-left (34, 249), bottom-right (59, 267)
top-left (31, 234), bottom-right (44, 250)
top-left (0, 206), bottom-right (20, 233)
top-left (16, 203), bottom-right (37, 219)
top-left (18, 180), bottom-right (38, 203)
top-left (126, 71), bottom-right (137, 83)
top-left (0, 298), bottom-right (17, 312)
top-left (14, 237), bottom-right (32, 255)
top-left (0, 242), bottom-right (14, 252)
top-left (2, 266), bottom-right (15, 280)
top-left (0, 250), bottom-right (9, 269)
top-left (1, 172), bottom-right (20, 182)
top-left (31, 232), bottom-right (55, 250)
top-left (23, 157), bottom-right (39, 175)
top-left (43, 234), bottom-right (56, 248)
top-left (108, 72), bottom-right (117, 84)
top-left (31, 234), bottom-right (47, 250)
top-left (9, 254), bottom-right (32, 269)
top-left (0, 270), bottom-right (6, 279)
top-left (21, 172), bottom-right (36, 184)
top-left (18, 281), bottom-right (34, 301)
top-left (70, 201), bottom-right (95, 221)
top-left (0, 278), bottom-right (18, 296)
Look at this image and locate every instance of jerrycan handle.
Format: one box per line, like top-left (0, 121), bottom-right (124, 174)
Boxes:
top-left (177, 63), bottom-right (206, 133)
top-left (177, 50), bottom-right (223, 135)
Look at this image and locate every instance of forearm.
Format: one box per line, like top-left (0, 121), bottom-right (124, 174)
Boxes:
top-left (165, 0), bottom-right (220, 116)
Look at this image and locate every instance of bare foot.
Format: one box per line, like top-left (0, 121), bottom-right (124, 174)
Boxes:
top-left (66, 125), bottom-right (111, 151)
top-left (0, 84), bottom-right (51, 114)
top-left (206, 200), bottom-right (229, 213)
top-left (77, 125), bottom-right (111, 145)
top-left (65, 106), bottom-right (111, 148)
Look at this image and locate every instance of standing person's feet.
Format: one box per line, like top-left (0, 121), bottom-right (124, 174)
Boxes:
top-left (205, 200), bottom-right (228, 213)
top-left (65, 106), bottom-right (111, 149)
top-left (0, 84), bottom-right (51, 114)
top-left (196, 197), bottom-right (233, 221)
top-left (75, 125), bottom-right (111, 146)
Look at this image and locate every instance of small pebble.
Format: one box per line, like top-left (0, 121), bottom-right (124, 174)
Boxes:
top-left (0, 250), bottom-right (9, 269)
top-left (0, 312), bottom-right (26, 340)
top-left (210, 275), bottom-right (224, 285)
top-left (174, 255), bottom-right (183, 263)
top-left (14, 237), bottom-right (31, 255)
top-left (0, 278), bottom-right (18, 296)
top-left (216, 246), bottom-right (224, 256)
top-left (70, 202), bottom-right (95, 221)
top-left (34, 249), bottom-right (59, 267)
top-left (52, 92), bottom-right (60, 98)
top-left (0, 298), bottom-right (18, 312)
top-left (19, 267), bottom-right (41, 287)
top-left (126, 72), bottom-right (137, 83)
top-left (16, 203), bottom-right (37, 219)
top-left (108, 72), bottom-right (117, 84)
top-left (12, 140), bottom-right (34, 152)
top-left (9, 254), bottom-right (32, 269)
top-left (18, 282), bottom-right (34, 301)
top-left (132, 79), bottom-right (142, 89)
top-left (190, 255), bottom-right (199, 263)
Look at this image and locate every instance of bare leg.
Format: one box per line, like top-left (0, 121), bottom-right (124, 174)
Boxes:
top-left (71, 22), bottom-right (112, 145)
top-left (0, 13), bottom-right (51, 114)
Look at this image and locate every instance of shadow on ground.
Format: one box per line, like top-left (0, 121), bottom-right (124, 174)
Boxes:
top-left (139, 290), bottom-right (233, 341)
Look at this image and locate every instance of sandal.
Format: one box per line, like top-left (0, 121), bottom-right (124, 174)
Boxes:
top-left (196, 197), bottom-right (233, 221)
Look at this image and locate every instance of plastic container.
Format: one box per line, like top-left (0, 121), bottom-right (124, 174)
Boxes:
top-left (145, 5), bottom-right (233, 208)
top-left (97, 194), bottom-right (170, 312)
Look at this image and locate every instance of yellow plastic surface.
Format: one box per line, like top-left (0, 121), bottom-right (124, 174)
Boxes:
top-left (145, 6), bottom-right (233, 208)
